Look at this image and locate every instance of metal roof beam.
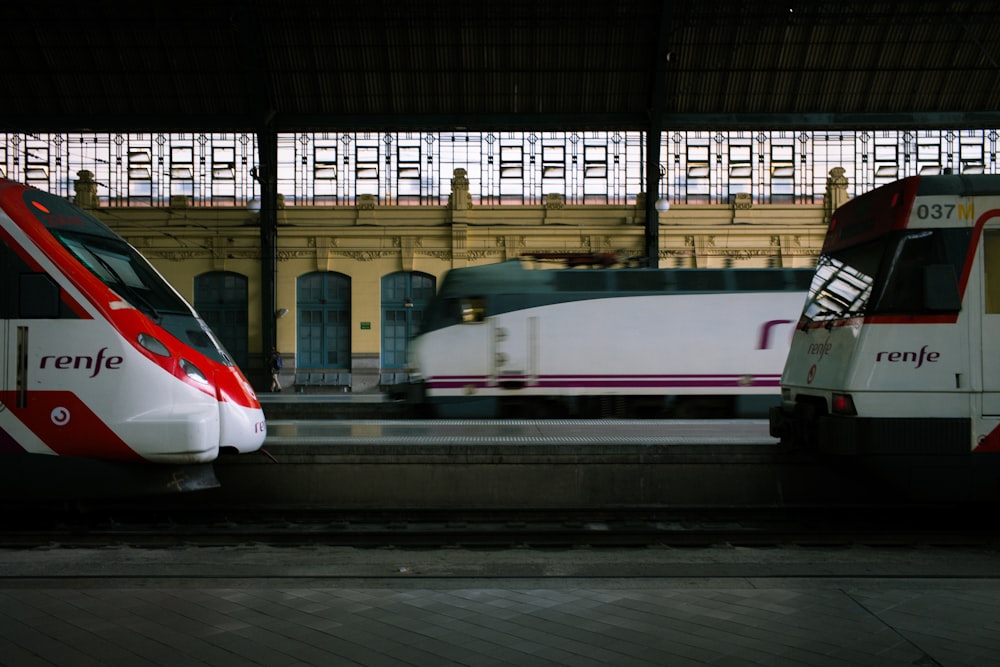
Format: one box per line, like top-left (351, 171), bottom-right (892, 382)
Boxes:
top-left (3, 111), bottom-right (1000, 134)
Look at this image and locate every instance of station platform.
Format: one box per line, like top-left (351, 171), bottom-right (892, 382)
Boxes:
top-left (259, 392), bottom-right (408, 420)
top-left (197, 418), bottom-right (999, 510)
top-left (208, 419), bottom-right (876, 511)
top-left (2, 544), bottom-right (998, 665)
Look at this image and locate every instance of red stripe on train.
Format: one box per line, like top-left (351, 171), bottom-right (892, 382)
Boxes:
top-left (0, 390), bottom-right (143, 462)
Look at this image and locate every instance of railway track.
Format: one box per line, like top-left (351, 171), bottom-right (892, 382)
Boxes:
top-left (3, 505), bottom-right (998, 549)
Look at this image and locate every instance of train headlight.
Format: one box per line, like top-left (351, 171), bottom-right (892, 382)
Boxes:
top-left (180, 358), bottom-right (209, 384)
top-left (831, 393), bottom-right (857, 416)
top-left (138, 333), bottom-right (171, 357)
top-left (241, 378), bottom-right (257, 398)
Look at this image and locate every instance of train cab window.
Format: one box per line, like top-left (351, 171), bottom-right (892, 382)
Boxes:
top-left (802, 254), bottom-right (874, 321)
top-left (985, 230), bottom-right (1000, 314)
top-left (872, 229), bottom-right (963, 314)
top-left (460, 297), bottom-right (485, 323)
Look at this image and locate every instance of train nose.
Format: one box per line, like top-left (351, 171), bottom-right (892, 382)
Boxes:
top-left (219, 402), bottom-right (267, 454)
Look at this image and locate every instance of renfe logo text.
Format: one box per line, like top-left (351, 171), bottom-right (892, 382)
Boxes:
top-left (40, 347), bottom-right (124, 378)
top-left (875, 345), bottom-right (940, 369)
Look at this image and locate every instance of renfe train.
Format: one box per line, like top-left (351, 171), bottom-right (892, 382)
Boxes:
top-left (405, 260), bottom-right (812, 418)
top-left (770, 174), bottom-right (1000, 458)
top-left (0, 178), bottom-right (265, 477)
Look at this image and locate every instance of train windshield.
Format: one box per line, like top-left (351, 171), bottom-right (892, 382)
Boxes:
top-left (800, 228), bottom-right (967, 323)
top-left (56, 231), bottom-right (189, 317)
top-left (55, 230), bottom-right (235, 366)
top-left (19, 187), bottom-right (234, 366)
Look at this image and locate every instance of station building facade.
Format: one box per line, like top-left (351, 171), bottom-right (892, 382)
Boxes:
top-left (8, 128), bottom-right (996, 392)
top-left (68, 167), bottom-right (835, 393)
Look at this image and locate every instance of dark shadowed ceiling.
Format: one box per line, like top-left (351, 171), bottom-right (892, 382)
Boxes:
top-left (3, 0), bottom-right (999, 133)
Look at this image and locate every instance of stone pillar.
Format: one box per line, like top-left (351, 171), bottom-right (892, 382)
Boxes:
top-left (356, 193), bottom-right (377, 224)
top-left (634, 192), bottom-right (647, 225)
top-left (544, 193), bottom-right (564, 209)
top-left (451, 224), bottom-right (468, 268)
top-left (824, 167), bottom-right (849, 221)
top-left (73, 170), bottom-right (99, 209)
top-left (731, 192), bottom-right (752, 223)
top-left (733, 192), bottom-right (753, 210)
top-left (449, 168), bottom-right (472, 211)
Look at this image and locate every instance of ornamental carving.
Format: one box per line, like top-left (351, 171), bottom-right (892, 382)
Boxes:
top-left (468, 249), bottom-right (502, 260)
top-left (144, 250), bottom-right (208, 262)
top-left (343, 250), bottom-right (395, 261)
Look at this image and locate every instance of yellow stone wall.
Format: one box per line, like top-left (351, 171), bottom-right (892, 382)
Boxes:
top-left (96, 195), bottom-right (829, 390)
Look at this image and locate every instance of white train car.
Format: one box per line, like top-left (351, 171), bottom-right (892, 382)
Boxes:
top-left (406, 260), bottom-right (811, 418)
top-left (770, 174), bottom-right (1000, 458)
top-left (0, 178), bottom-right (265, 494)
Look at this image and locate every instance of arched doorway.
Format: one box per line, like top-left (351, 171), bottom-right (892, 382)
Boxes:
top-left (297, 271), bottom-right (352, 369)
top-left (381, 271), bottom-right (435, 373)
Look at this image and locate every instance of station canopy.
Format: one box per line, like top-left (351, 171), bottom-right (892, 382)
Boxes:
top-left (3, 0), bottom-right (1000, 134)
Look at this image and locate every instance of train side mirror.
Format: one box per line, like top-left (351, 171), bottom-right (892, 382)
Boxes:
top-left (923, 264), bottom-right (961, 312)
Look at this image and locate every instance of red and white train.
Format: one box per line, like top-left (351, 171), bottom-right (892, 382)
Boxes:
top-left (770, 174), bottom-right (1000, 458)
top-left (0, 178), bottom-right (265, 487)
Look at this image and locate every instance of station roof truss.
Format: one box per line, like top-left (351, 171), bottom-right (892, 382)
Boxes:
top-left (3, 0), bottom-right (1000, 134)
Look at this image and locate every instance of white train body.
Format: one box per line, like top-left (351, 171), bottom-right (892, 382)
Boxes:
top-left (406, 261), bottom-right (810, 418)
top-left (0, 179), bottom-right (265, 466)
top-left (770, 174), bottom-right (1000, 455)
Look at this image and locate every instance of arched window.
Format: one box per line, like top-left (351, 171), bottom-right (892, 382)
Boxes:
top-left (381, 271), bottom-right (435, 369)
top-left (194, 271), bottom-right (248, 369)
top-left (297, 272), bottom-right (351, 369)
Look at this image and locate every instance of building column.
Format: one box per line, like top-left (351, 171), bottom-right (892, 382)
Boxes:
top-left (257, 127), bottom-right (279, 389)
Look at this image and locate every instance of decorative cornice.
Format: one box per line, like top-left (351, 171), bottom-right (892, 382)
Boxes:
top-left (468, 249), bottom-right (503, 260)
top-left (342, 250), bottom-right (397, 261)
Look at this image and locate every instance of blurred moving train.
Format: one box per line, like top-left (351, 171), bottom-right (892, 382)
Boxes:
top-left (0, 179), bottom-right (265, 496)
top-left (771, 174), bottom-right (1000, 459)
top-left (405, 259), bottom-right (812, 418)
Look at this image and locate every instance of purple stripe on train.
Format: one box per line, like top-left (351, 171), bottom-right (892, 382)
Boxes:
top-left (427, 375), bottom-right (782, 390)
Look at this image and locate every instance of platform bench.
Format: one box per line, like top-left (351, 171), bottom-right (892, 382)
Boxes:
top-left (294, 371), bottom-right (352, 392)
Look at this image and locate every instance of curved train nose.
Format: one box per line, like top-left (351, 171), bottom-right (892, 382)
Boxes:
top-left (219, 402), bottom-right (266, 454)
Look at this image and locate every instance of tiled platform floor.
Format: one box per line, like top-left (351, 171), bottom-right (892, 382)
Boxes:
top-left (1, 545), bottom-right (998, 666)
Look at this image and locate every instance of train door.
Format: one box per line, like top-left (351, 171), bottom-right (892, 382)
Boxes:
top-left (981, 228), bottom-right (1000, 415)
top-left (490, 315), bottom-right (538, 386)
top-left (1, 321), bottom-right (6, 394)
top-left (1, 240), bottom-right (10, 395)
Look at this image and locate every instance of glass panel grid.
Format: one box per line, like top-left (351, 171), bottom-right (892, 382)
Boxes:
top-left (2, 129), bottom-right (998, 208)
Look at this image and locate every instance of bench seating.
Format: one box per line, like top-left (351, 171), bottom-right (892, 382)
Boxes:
top-left (379, 372), bottom-right (409, 388)
top-left (294, 371), bottom-right (352, 392)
